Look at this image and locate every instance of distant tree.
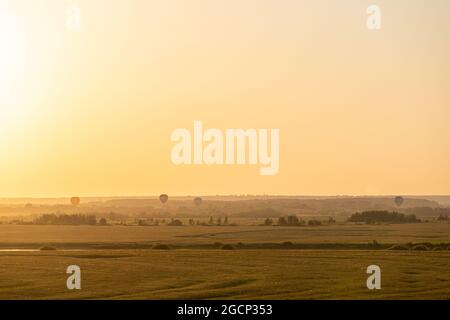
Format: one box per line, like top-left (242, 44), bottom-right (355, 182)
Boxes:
top-left (308, 219), bottom-right (322, 226)
top-left (87, 216), bottom-right (97, 225)
top-left (349, 211), bottom-right (420, 224)
top-left (138, 219), bottom-right (147, 226)
top-left (278, 217), bottom-right (288, 226)
top-left (264, 218), bottom-right (273, 226)
top-left (33, 213), bottom-right (97, 226)
top-left (287, 215), bottom-right (300, 226)
top-left (167, 219), bottom-right (183, 226)
top-left (209, 216), bottom-right (214, 225)
top-left (217, 217), bottom-right (222, 225)
top-left (224, 216), bottom-right (229, 225)
top-left (278, 215), bottom-right (303, 226)
top-left (99, 218), bottom-right (107, 226)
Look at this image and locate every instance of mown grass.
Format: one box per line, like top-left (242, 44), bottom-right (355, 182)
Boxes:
top-left (0, 250), bottom-right (449, 300)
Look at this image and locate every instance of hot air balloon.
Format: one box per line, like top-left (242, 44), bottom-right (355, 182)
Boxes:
top-left (70, 197), bottom-right (80, 207)
top-left (159, 194), bottom-right (169, 205)
top-left (194, 197), bottom-right (203, 206)
top-left (394, 196), bottom-right (404, 207)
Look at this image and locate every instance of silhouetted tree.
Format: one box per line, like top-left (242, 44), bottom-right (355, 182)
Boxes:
top-left (278, 216), bottom-right (304, 226)
top-left (167, 219), bottom-right (183, 226)
top-left (349, 211), bottom-right (420, 224)
top-left (33, 214), bottom-right (97, 226)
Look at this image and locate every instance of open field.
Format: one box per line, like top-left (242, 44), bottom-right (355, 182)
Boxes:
top-left (1, 223), bottom-right (450, 249)
top-left (0, 250), bottom-right (449, 300)
top-left (0, 223), bottom-right (449, 299)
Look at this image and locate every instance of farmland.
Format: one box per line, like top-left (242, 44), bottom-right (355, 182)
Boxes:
top-left (1, 223), bottom-right (450, 249)
top-left (0, 249), bottom-right (449, 300)
top-left (0, 196), bottom-right (449, 300)
top-left (0, 222), bottom-right (449, 299)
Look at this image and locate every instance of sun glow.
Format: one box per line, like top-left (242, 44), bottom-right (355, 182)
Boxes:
top-left (0, 10), bottom-right (29, 132)
top-left (0, 11), bottom-right (22, 86)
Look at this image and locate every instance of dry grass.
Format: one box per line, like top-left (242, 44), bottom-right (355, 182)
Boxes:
top-left (0, 250), bottom-right (449, 300)
top-left (0, 222), bottom-right (449, 299)
top-left (1, 223), bottom-right (450, 248)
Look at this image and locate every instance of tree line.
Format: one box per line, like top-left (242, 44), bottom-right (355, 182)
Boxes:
top-left (348, 211), bottom-right (419, 224)
top-left (33, 214), bottom-right (107, 226)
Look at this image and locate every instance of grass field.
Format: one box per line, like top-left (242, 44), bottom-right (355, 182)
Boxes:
top-left (1, 223), bottom-right (450, 248)
top-left (0, 250), bottom-right (449, 300)
top-left (0, 223), bottom-right (449, 299)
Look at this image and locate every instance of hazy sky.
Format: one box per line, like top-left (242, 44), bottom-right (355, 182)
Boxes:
top-left (0, 0), bottom-right (449, 197)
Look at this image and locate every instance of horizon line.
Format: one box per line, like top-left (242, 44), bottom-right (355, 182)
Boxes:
top-left (1, 194), bottom-right (450, 200)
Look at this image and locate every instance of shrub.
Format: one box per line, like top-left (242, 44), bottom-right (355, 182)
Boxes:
top-left (308, 220), bottom-right (322, 226)
top-left (221, 244), bottom-right (235, 250)
top-left (152, 244), bottom-right (170, 250)
top-left (34, 214), bottom-right (97, 225)
top-left (137, 219), bottom-right (148, 226)
top-left (412, 245), bottom-right (429, 251)
top-left (281, 241), bottom-right (294, 247)
top-left (278, 216), bottom-right (304, 226)
top-left (167, 219), bottom-right (183, 226)
top-left (388, 245), bottom-right (410, 251)
top-left (349, 211), bottom-right (420, 224)
top-left (432, 247), bottom-right (442, 251)
top-left (213, 242), bottom-right (222, 248)
top-left (370, 240), bottom-right (381, 249)
top-left (236, 242), bottom-right (245, 248)
top-left (40, 246), bottom-right (57, 251)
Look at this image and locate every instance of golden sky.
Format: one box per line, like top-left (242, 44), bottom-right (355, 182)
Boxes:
top-left (0, 0), bottom-right (449, 197)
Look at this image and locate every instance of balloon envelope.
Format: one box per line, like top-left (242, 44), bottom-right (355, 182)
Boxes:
top-left (70, 197), bottom-right (80, 206)
top-left (194, 197), bottom-right (203, 206)
top-left (394, 196), bottom-right (404, 207)
top-left (159, 194), bottom-right (169, 204)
